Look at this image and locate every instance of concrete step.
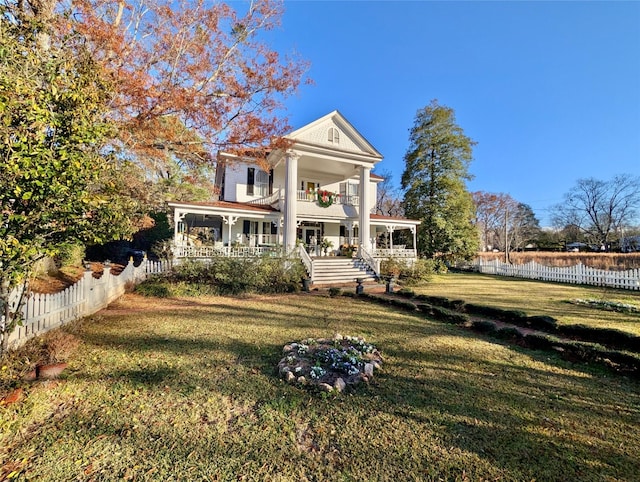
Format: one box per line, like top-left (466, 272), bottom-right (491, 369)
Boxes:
top-left (310, 257), bottom-right (377, 285)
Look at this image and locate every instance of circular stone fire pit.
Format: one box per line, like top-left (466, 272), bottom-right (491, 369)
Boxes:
top-left (277, 334), bottom-right (383, 393)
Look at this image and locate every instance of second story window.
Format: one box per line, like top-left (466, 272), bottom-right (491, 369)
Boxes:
top-left (255, 170), bottom-right (269, 197)
top-left (327, 127), bottom-right (340, 144)
top-left (247, 167), bottom-right (271, 197)
top-left (246, 167), bottom-right (255, 195)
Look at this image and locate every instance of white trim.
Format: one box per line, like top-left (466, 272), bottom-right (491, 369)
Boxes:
top-left (286, 110), bottom-right (383, 159)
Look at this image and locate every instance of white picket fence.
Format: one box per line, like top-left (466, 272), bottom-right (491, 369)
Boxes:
top-left (473, 258), bottom-right (640, 290)
top-left (5, 259), bottom-right (170, 349)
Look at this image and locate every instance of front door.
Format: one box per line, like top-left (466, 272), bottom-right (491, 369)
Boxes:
top-left (304, 227), bottom-right (321, 256)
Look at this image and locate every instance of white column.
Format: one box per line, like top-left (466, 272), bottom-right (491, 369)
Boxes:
top-left (386, 224), bottom-right (395, 251)
top-left (223, 215), bottom-right (238, 246)
top-left (411, 226), bottom-right (417, 257)
top-left (359, 166), bottom-right (371, 252)
top-left (283, 152), bottom-right (299, 251)
top-left (174, 210), bottom-right (184, 245)
top-left (273, 217), bottom-right (284, 246)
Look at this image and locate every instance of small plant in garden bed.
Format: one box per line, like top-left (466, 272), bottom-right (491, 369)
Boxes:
top-left (570, 299), bottom-right (639, 314)
top-left (277, 335), bottom-right (382, 393)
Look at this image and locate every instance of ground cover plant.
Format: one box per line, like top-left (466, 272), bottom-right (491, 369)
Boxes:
top-left (417, 272), bottom-right (640, 336)
top-left (1, 292), bottom-right (639, 480)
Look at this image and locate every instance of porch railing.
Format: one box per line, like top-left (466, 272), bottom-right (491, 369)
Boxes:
top-left (339, 237), bottom-right (359, 247)
top-left (359, 248), bottom-right (381, 277)
top-left (297, 245), bottom-right (314, 281)
top-left (173, 245), bottom-right (283, 258)
top-left (373, 248), bottom-right (416, 258)
top-left (246, 234), bottom-right (279, 246)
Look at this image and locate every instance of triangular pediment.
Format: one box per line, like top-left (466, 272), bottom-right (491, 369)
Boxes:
top-left (286, 110), bottom-right (382, 159)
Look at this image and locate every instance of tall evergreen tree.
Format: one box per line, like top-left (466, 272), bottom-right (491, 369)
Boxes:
top-left (401, 100), bottom-right (479, 261)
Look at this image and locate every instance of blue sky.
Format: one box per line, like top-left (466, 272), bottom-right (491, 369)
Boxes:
top-left (267, 1), bottom-right (640, 226)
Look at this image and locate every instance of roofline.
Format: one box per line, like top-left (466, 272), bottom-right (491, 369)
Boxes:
top-left (286, 110), bottom-right (384, 159)
top-left (168, 200), bottom-right (279, 215)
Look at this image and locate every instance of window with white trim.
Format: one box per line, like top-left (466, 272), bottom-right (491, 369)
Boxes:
top-left (327, 127), bottom-right (340, 144)
top-left (255, 170), bottom-right (269, 197)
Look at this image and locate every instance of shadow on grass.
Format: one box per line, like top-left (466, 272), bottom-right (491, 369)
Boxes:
top-left (66, 293), bottom-right (640, 480)
top-left (355, 350), bottom-right (640, 481)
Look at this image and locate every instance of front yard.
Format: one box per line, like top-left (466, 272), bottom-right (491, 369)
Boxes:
top-left (1, 290), bottom-right (639, 480)
top-left (418, 272), bottom-right (640, 335)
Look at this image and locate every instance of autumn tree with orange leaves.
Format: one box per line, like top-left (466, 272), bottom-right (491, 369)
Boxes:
top-left (13, 0), bottom-right (309, 206)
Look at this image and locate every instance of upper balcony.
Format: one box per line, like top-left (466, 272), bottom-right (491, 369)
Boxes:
top-left (247, 188), bottom-right (364, 219)
top-left (296, 189), bottom-right (359, 206)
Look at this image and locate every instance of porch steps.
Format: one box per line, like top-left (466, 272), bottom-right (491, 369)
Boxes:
top-left (311, 257), bottom-right (378, 286)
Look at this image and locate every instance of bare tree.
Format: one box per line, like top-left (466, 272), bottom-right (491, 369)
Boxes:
top-left (472, 191), bottom-right (515, 251)
top-left (375, 170), bottom-right (404, 217)
top-left (552, 175), bottom-right (640, 249)
top-left (472, 191), bottom-right (540, 260)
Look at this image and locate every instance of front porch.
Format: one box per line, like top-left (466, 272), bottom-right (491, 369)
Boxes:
top-left (167, 200), bottom-right (420, 283)
top-left (171, 244), bottom-right (417, 260)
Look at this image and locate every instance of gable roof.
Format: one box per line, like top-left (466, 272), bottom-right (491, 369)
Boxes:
top-left (286, 110), bottom-right (383, 160)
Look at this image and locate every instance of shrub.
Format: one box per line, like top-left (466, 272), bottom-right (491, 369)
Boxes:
top-left (430, 306), bottom-right (469, 325)
top-left (328, 287), bottom-right (342, 298)
top-left (449, 300), bottom-right (466, 311)
top-left (471, 320), bottom-right (498, 334)
top-left (464, 304), bottom-right (527, 323)
top-left (387, 298), bottom-right (418, 312)
top-left (154, 256), bottom-right (306, 296)
top-left (135, 280), bottom-right (172, 298)
top-left (597, 350), bottom-right (640, 375)
top-left (396, 288), bottom-right (416, 298)
top-left (493, 326), bottom-right (524, 342)
top-left (408, 258), bottom-right (437, 285)
top-left (414, 295), bottom-right (465, 312)
top-left (557, 324), bottom-right (640, 352)
top-left (523, 333), bottom-right (556, 350)
top-left (415, 294), bottom-right (450, 306)
top-left (55, 242), bottom-right (86, 269)
top-left (379, 258), bottom-right (435, 286)
top-left (416, 303), bottom-right (433, 315)
top-left (526, 315), bottom-right (558, 332)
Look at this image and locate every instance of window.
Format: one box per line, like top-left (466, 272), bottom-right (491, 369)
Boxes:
top-left (340, 181), bottom-right (359, 197)
top-left (247, 168), bottom-right (271, 197)
top-left (246, 168), bottom-right (255, 195)
top-left (243, 220), bottom-right (258, 235)
top-left (255, 170), bottom-right (269, 197)
top-left (327, 127), bottom-right (340, 144)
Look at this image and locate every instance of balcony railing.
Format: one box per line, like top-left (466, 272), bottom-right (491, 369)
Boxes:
top-left (297, 190), bottom-right (359, 206)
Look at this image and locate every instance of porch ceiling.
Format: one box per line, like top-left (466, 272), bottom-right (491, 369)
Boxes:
top-left (369, 214), bottom-right (421, 229)
top-left (296, 154), bottom-right (362, 182)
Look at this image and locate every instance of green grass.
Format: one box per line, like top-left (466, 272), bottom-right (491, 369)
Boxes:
top-left (416, 272), bottom-right (640, 335)
top-left (1, 292), bottom-right (640, 481)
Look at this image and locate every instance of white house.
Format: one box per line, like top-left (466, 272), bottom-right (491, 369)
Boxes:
top-left (168, 111), bottom-right (420, 283)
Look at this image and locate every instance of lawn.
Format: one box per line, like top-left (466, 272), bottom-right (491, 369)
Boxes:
top-left (416, 272), bottom-right (640, 336)
top-left (1, 291), bottom-right (639, 481)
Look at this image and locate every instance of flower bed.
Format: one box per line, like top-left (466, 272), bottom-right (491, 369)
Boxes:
top-left (277, 335), bottom-right (382, 392)
top-left (570, 299), bottom-right (639, 314)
